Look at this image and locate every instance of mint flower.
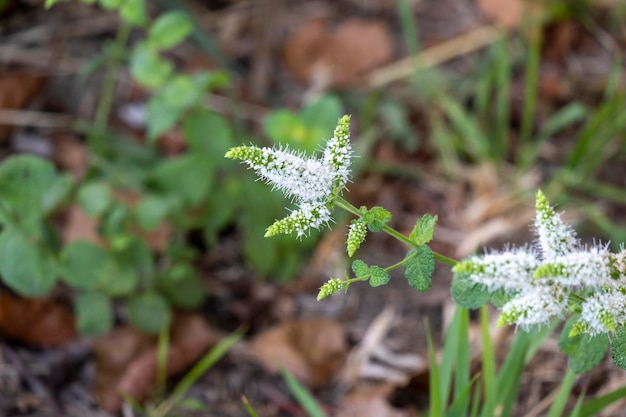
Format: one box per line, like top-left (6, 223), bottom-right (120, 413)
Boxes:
top-left (225, 116), bottom-right (352, 237)
top-left (346, 219), bottom-right (367, 257)
top-left (454, 190), bottom-right (626, 334)
top-left (535, 190), bottom-right (578, 261)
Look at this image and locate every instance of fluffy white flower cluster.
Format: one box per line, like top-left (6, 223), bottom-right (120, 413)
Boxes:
top-left (225, 115), bottom-right (352, 237)
top-left (454, 190), bottom-right (626, 335)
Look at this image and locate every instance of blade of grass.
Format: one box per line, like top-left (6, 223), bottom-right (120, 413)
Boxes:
top-left (479, 306), bottom-right (496, 417)
top-left (396, 0), bottom-right (420, 56)
top-left (519, 102), bottom-right (587, 170)
top-left (171, 329), bottom-right (243, 399)
top-left (453, 308), bottom-right (471, 416)
top-left (438, 94), bottom-right (489, 160)
top-left (546, 367), bottom-right (576, 417)
top-left (426, 319), bottom-right (444, 417)
top-left (446, 375), bottom-right (480, 417)
top-left (155, 318), bottom-right (171, 404)
top-left (492, 37), bottom-right (511, 161)
top-left (568, 391), bottom-right (586, 417)
top-left (242, 395), bottom-right (260, 417)
top-left (576, 385), bottom-right (626, 417)
top-left (565, 61), bottom-right (626, 175)
top-left (280, 367), bottom-right (327, 417)
top-left (519, 22), bottom-right (542, 150)
top-left (439, 307), bottom-right (463, 404)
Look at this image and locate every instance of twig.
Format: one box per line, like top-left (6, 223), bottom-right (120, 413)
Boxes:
top-left (0, 45), bottom-right (85, 74)
top-left (0, 110), bottom-right (73, 128)
top-left (365, 25), bottom-right (503, 89)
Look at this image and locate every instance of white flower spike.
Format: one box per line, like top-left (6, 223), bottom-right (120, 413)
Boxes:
top-left (225, 115), bottom-right (353, 237)
top-left (454, 190), bottom-right (626, 334)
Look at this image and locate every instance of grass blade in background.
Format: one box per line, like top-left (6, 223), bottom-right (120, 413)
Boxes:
top-left (546, 367), bottom-right (576, 417)
top-left (280, 367), bottom-right (327, 417)
top-left (479, 306), bottom-right (497, 417)
top-left (492, 37), bottom-right (511, 161)
top-left (426, 319), bottom-right (444, 417)
top-left (519, 22), bottom-right (542, 152)
top-left (576, 385), bottom-right (626, 417)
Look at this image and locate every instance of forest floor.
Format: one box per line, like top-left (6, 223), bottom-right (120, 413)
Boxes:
top-left (1, 1), bottom-right (626, 416)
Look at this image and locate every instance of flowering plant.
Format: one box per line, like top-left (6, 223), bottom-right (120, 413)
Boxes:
top-left (226, 115), bottom-right (626, 372)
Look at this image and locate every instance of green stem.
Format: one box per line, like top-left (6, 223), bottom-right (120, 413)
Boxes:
top-left (89, 21), bottom-right (131, 146)
top-left (335, 197), bottom-right (458, 266)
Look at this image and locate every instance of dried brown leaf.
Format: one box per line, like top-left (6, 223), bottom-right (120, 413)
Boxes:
top-left (93, 313), bottom-right (220, 413)
top-left (0, 292), bottom-right (76, 347)
top-left (0, 72), bottom-right (47, 141)
top-left (283, 18), bottom-right (393, 88)
top-left (250, 319), bottom-right (347, 387)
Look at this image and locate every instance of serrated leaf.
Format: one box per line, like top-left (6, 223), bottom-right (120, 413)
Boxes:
top-left (127, 292), bottom-right (171, 334)
top-left (611, 326), bottom-right (626, 369)
top-left (363, 206), bottom-right (392, 232)
top-left (369, 265), bottom-right (390, 287)
top-left (409, 214), bottom-right (438, 245)
top-left (351, 259), bottom-right (370, 278)
top-left (404, 245), bottom-right (434, 292)
top-left (75, 292), bottom-right (113, 336)
top-left (148, 11), bottom-right (193, 50)
top-left (450, 272), bottom-right (490, 309)
top-left (0, 227), bottom-right (57, 296)
top-left (560, 315), bottom-right (608, 373)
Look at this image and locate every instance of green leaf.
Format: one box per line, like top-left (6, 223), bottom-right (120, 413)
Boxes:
top-left (77, 181), bottom-right (113, 216)
top-left (409, 214), bottom-right (438, 245)
top-left (130, 43), bottom-right (173, 89)
top-left (146, 95), bottom-right (181, 141)
top-left (183, 109), bottom-right (233, 168)
top-left (560, 315), bottom-right (608, 373)
top-left (191, 71), bottom-right (230, 91)
top-left (159, 265), bottom-right (205, 309)
top-left (98, 0), bottom-right (122, 9)
top-left (161, 75), bottom-right (201, 109)
top-left (127, 292), bottom-right (172, 334)
top-left (61, 241), bottom-right (111, 290)
top-left (0, 155), bottom-right (58, 232)
top-left (263, 110), bottom-right (303, 144)
top-left (351, 259), bottom-right (370, 278)
top-left (43, 173), bottom-right (72, 214)
top-left (404, 245), bottom-right (434, 292)
top-left (450, 272), bottom-right (490, 309)
top-left (75, 292), bottom-right (113, 336)
top-left (148, 11), bottom-right (193, 50)
top-left (120, 0), bottom-right (146, 26)
top-left (369, 265), bottom-right (390, 287)
top-left (363, 206), bottom-right (392, 232)
top-left (151, 154), bottom-right (214, 207)
top-left (0, 227), bottom-right (57, 296)
top-left (611, 326), bottom-right (626, 369)
top-left (301, 95), bottom-right (342, 134)
top-left (134, 194), bottom-right (171, 230)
